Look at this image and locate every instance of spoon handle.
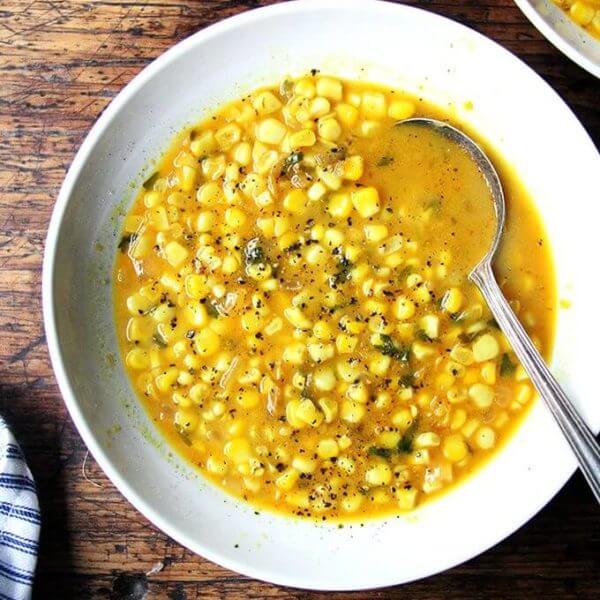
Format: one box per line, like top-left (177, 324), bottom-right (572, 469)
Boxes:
top-left (471, 262), bottom-right (600, 504)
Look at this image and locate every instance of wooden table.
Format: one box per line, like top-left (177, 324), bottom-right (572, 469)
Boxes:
top-left (0, 1), bottom-right (598, 598)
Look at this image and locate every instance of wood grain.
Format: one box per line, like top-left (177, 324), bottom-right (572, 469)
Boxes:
top-left (0, 1), bottom-right (598, 598)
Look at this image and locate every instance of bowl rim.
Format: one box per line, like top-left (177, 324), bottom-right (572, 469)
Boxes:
top-left (513, 0), bottom-right (600, 78)
top-left (42, 0), bottom-right (597, 590)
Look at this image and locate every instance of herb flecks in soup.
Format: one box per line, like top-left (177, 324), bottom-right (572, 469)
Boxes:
top-left (114, 75), bottom-right (555, 520)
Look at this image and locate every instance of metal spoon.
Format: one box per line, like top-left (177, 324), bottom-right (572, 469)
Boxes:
top-left (399, 118), bottom-right (600, 503)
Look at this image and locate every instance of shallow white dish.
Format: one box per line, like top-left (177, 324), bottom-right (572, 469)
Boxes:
top-left (43, 0), bottom-right (600, 590)
top-left (514, 0), bottom-right (600, 78)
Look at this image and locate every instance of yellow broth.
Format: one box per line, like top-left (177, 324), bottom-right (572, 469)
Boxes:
top-left (113, 75), bottom-right (556, 520)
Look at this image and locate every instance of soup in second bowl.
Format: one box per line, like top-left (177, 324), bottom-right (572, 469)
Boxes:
top-left (114, 74), bottom-right (555, 520)
top-left (552, 0), bottom-right (600, 38)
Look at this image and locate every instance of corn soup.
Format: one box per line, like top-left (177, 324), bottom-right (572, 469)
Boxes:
top-left (114, 75), bottom-right (555, 520)
top-left (552, 0), bottom-right (600, 37)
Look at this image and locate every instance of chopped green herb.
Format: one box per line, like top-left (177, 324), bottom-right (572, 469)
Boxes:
top-left (204, 299), bottom-right (220, 318)
top-left (396, 265), bottom-right (414, 283)
top-left (416, 329), bottom-right (433, 343)
top-left (118, 233), bottom-right (137, 253)
top-left (488, 318), bottom-right (500, 329)
top-left (280, 79), bottom-right (293, 97)
top-left (450, 311), bottom-right (468, 323)
top-left (298, 374), bottom-right (314, 400)
top-left (152, 332), bottom-right (167, 348)
top-left (281, 151), bottom-right (304, 176)
top-left (458, 329), bottom-right (486, 344)
top-left (329, 255), bottom-right (354, 287)
top-left (143, 171), bottom-right (160, 190)
top-left (424, 197), bottom-right (442, 213)
top-left (174, 424), bottom-right (192, 446)
top-left (399, 372), bottom-right (415, 388)
top-left (367, 419), bottom-right (419, 459)
top-left (368, 446), bottom-right (393, 458)
top-left (500, 353), bottom-right (516, 377)
top-left (373, 334), bottom-right (410, 362)
top-left (244, 237), bottom-right (266, 266)
top-left (330, 303), bottom-right (348, 312)
top-left (376, 155), bottom-right (394, 167)
top-left (397, 419), bottom-right (418, 453)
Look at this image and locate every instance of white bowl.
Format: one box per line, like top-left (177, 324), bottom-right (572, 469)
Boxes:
top-left (43, 0), bottom-right (600, 590)
top-left (514, 0), bottom-right (600, 78)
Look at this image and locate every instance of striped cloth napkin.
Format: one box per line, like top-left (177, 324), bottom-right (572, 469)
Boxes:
top-left (0, 418), bottom-right (39, 600)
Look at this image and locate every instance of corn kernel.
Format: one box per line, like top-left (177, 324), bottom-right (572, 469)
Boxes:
top-left (283, 189), bottom-right (308, 214)
top-left (317, 438), bottom-right (339, 459)
top-left (295, 398), bottom-right (321, 426)
top-left (313, 366), bottom-right (336, 391)
top-left (570, 1), bottom-right (595, 26)
top-left (282, 342), bottom-right (306, 364)
top-left (206, 457), bottom-right (228, 475)
top-left (289, 129), bottom-right (316, 149)
top-left (126, 348), bottom-right (150, 370)
top-left (292, 455), bottom-right (317, 473)
top-left (224, 439), bottom-right (252, 464)
top-left (308, 182), bottom-right (327, 201)
top-left (328, 192), bottom-right (353, 218)
top-left (394, 295), bottom-right (416, 320)
top-left (215, 123), bottom-right (241, 150)
top-left (351, 187), bottom-right (380, 218)
top-left (193, 328), bottom-right (220, 356)
top-left (232, 142), bottom-right (252, 166)
top-left (236, 389), bottom-right (260, 409)
top-left (443, 433), bottom-right (469, 462)
top-left (472, 334), bottom-right (500, 362)
top-left (196, 210), bottom-right (216, 233)
top-left (342, 155), bottom-right (364, 180)
top-left (388, 99), bottom-right (416, 120)
top-left (442, 288), bottom-right (463, 314)
top-left (318, 397), bottom-right (338, 422)
top-left (475, 426), bottom-right (496, 450)
top-left (516, 383), bottom-right (532, 404)
top-left (346, 381), bottom-right (369, 404)
top-left (284, 306), bottom-right (312, 330)
top-left (364, 224), bottom-right (388, 243)
top-left (362, 91), bottom-right (387, 120)
top-left (197, 181), bottom-right (224, 205)
top-left (316, 77), bottom-right (343, 100)
top-left (336, 102), bottom-right (359, 127)
top-left (318, 118), bottom-right (342, 142)
top-left (276, 468), bottom-right (299, 491)
top-left (396, 486), bottom-right (418, 510)
top-left (309, 96), bottom-right (330, 117)
top-left (256, 118), bottom-right (287, 145)
top-left (336, 333), bottom-right (358, 354)
top-left (368, 353), bottom-right (391, 376)
top-left (164, 241), bottom-right (189, 267)
top-left (341, 400), bottom-right (366, 423)
top-left (307, 342), bottom-right (335, 363)
top-left (252, 90), bottom-right (282, 115)
top-left (468, 383), bottom-right (494, 408)
top-left (190, 131), bottom-right (216, 157)
top-left (341, 494), bottom-right (364, 512)
top-left (365, 463), bottom-right (392, 486)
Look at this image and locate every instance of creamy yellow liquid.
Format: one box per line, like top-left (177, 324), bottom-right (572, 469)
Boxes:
top-left (114, 76), bottom-right (555, 520)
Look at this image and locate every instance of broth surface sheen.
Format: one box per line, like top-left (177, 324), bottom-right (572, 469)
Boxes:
top-left (114, 75), bottom-right (555, 521)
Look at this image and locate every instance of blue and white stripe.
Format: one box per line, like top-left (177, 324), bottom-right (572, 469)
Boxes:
top-left (0, 419), bottom-right (39, 600)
